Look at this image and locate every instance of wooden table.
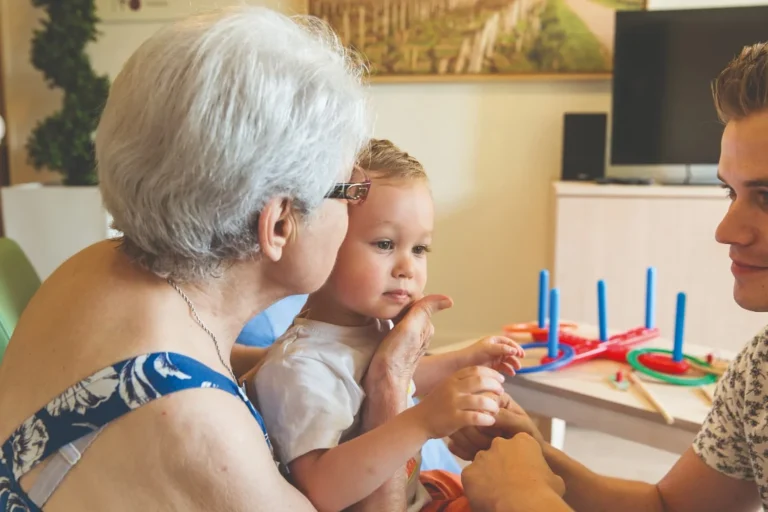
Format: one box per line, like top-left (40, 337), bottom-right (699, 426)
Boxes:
top-left (432, 324), bottom-right (732, 455)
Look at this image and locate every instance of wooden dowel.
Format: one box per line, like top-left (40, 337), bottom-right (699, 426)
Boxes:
top-left (699, 384), bottom-right (715, 404)
top-left (688, 360), bottom-right (728, 377)
top-left (628, 372), bottom-right (674, 425)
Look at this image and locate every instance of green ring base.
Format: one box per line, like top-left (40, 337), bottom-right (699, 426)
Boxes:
top-left (627, 348), bottom-right (718, 387)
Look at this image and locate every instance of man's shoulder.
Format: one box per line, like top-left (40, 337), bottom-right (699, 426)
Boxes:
top-left (724, 325), bottom-right (768, 380)
top-left (692, 325), bottom-right (768, 486)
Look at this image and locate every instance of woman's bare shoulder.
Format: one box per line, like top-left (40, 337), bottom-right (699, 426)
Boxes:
top-left (44, 387), bottom-right (314, 511)
top-left (135, 388), bottom-right (314, 511)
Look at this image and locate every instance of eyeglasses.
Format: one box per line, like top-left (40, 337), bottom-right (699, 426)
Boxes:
top-left (325, 167), bottom-right (371, 205)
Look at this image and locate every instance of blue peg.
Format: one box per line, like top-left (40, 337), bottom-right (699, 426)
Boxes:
top-left (538, 270), bottom-right (549, 329)
top-left (645, 267), bottom-right (656, 329)
top-left (598, 280), bottom-right (607, 342)
top-left (548, 288), bottom-right (560, 359)
top-left (673, 292), bottom-right (686, 362)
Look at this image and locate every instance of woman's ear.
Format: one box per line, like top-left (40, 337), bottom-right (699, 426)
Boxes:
top-left (259, 197), bottom-right (297, 262)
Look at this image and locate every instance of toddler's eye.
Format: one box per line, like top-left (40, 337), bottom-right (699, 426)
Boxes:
top-left (413, 245), bottom-right (431, 255)
top-left (375, 240), bottom-right (393, 250)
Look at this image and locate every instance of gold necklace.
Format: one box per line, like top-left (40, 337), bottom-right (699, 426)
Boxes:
top-left (167, 278), bottom-right (238, 383)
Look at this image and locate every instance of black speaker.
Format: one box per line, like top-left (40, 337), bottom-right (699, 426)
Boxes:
top-left (561, 113), bottom-right (607, 182)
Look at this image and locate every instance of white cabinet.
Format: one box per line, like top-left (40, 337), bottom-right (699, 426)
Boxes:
top-left (1, 185), bottom-right (117, 280)
top-left (553, 182), bottom-right (768, 351)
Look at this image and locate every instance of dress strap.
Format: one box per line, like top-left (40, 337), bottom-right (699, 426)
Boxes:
top-left (1, 352), bottom-right (265, 482)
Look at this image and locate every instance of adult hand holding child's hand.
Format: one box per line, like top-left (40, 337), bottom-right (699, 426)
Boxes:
top-left (447, 392), bottom-right (546, 460)
top-left (462, 434), bottom-right (568, 512)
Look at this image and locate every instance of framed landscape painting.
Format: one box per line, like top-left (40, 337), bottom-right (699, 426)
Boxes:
top-left (95, 0), bottom-right (307, 23)
top-left (309, 0), bottom-right (646, 80)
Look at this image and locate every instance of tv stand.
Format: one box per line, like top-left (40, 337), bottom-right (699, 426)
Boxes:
top-left (659, 180), bottom-right (720, 187)
top-left (595, 177), bottom-right (654, 185)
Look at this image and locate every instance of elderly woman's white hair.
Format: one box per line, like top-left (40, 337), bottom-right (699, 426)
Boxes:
top-left (96, 6), bottom-right (371, 281)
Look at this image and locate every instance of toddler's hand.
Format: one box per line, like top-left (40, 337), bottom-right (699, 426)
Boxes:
top-left (414, 366), bottom-right (504, 439)
top-left (461, 336), bottom-right (524, 376)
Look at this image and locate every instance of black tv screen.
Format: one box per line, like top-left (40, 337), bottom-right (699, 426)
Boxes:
top-left (611, 6), bottom-right (768, 165)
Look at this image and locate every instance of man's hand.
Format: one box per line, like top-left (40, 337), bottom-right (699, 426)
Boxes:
top-left (462, 434), bottom-right (567, 512)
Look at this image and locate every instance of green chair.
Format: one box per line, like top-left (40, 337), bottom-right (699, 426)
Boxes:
top-left (0, 238), bottom-right (41, 363)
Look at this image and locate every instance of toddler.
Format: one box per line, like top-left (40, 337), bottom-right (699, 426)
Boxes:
top-left (253, 139), bottom-right (524, 512)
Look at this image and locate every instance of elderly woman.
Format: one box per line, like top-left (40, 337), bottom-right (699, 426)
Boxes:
top-left (0, 7), bottom-right (450, 511)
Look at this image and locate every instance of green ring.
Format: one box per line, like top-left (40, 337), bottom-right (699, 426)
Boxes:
top-left (627, 348), bottom-right (718, 387)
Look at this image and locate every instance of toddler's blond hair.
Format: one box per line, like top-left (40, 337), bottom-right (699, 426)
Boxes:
top-left (356, 139), bottom-right (427, 183)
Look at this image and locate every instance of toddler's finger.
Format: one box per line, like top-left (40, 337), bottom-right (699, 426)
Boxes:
top-left (458, 411), bottom-right (497, 428)
top-left (459, 394), bottom-right (501, 415)
top-left (490, 336), bottom-right (526, 357)
top-left (460, 374), bottom-right (505, 395)
top-left (502, 355), bottom-right (523, 370)
top-left (496, 362), bottom-right (518, 376)
top-left (456, 365), bottom-right (505, 381)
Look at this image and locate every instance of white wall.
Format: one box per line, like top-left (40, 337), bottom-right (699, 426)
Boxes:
top-left (371, 81), bottom-right (610, 344)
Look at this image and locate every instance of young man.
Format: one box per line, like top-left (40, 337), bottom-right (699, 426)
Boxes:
top-left (459, 41), bottom-right (768, 512)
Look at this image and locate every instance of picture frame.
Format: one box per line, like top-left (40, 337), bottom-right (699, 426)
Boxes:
top-left (95, 0), bottom-right (308, 23)
top-left (309, 0), bottom-right (647, 81)
top-left (95, 0), bottom-right (192, 22)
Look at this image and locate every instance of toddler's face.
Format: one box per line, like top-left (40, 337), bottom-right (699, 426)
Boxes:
top-left (326, 179), bottom-right (434, 320)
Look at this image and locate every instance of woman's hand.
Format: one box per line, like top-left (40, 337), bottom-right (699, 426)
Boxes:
top-left (364, 294), bottom-right (453, 392)
top-left (447, 392), bottom-right (545, 460)
top-left (462, 434), bottom-right (567, 512)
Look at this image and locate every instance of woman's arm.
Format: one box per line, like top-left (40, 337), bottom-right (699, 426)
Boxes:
top-left (347, 360), bottom-right (410, 512)
top-left (348, 294), bottom-right (454, 512)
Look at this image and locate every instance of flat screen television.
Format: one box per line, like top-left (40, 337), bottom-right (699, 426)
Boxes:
top-left (610, 6), bottom-right (768, 165)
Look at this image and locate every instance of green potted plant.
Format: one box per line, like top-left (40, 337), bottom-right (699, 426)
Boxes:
top-left (1, 0), bottom-right (115, 279)
top-left (27, 0), bottom-right (110, 185)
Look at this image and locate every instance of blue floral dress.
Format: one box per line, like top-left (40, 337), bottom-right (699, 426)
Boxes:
top-left (0, 352), bottom-right (268, 511)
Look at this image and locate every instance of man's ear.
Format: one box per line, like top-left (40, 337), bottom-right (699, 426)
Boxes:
top-left (259, 197), bottom-right (297, 262)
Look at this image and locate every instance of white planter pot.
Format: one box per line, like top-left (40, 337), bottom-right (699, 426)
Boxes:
top-left (1, 184), bottom-right (118, 280)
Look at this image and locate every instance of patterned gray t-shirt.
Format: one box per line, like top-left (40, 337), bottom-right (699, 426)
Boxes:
top-left (694, 326), bottom-right (768, 508)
